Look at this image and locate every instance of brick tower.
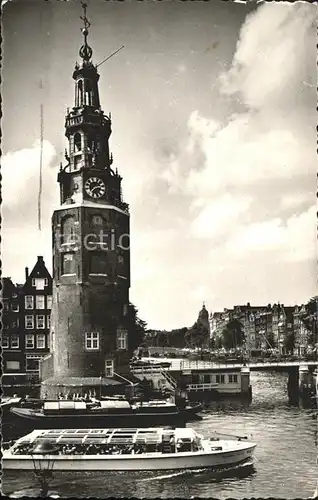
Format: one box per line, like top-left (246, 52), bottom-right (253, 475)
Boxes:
top-left (41, 4), bottom-right (131, 398)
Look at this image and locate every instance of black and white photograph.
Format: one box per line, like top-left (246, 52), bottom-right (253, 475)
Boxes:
top-left (1, 0), bottom-right (317, 498)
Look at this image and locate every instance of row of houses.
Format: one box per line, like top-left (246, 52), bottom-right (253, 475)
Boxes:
top-left (210, 302), bottom-right (312, 355)
top-left (2, 256), bottom-right (52, 392)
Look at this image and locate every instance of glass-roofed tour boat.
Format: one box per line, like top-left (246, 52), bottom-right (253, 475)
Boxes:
top-left (2, 427), bottom-right (257, 471)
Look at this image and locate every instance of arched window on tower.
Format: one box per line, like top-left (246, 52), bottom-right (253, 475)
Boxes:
top-left (90, 215), bottom-right (110, 248)
top-left (76, 80), bottom-right (83, 107)
top-left (61, 216), bottom-right (76, 245)
top-left (74, 133), bottom-right (81, 153)
top-left (84, 80), bottom-right (93, 106)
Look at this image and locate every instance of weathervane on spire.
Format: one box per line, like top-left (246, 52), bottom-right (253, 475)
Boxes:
top-left (79, 1), bottom-right (93, 62)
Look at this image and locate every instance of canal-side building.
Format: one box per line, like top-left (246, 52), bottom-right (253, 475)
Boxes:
top-left (210, 303), bottom-right (311, 353)
top-left (40, 6), bottom-right (132, 398)
top-left (293, 305), bottom-right (311, 355)
top-left (2, 257), bottom-right (52, 394)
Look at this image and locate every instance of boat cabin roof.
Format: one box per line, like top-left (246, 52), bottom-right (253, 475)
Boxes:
top-left (13, 427), bottom-right (198, 447)
top-left (43, 400), bottom-right (131, 411)
top-left (44, 401), bottom-right (87, 411)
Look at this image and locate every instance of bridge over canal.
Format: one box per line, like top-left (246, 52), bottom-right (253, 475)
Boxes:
top-left (136, 357), bottom-right (317, 402)
top-left (141, 357), bottom-right (318, 372)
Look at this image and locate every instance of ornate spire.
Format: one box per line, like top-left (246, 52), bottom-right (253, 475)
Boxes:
top-left (79, 2), bottom-right (93, 62)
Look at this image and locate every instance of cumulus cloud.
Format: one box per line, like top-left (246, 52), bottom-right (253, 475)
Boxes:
top-left (220, 3), bottom-right (316, 110)
top-left (190, 194), bottom-right (252, 239)
top-left (2, 140), bottom-right (56, 208)
top-left (132, 2), bottom-right (316, 328)
top-left (2, 140), bottom-right (57, 277)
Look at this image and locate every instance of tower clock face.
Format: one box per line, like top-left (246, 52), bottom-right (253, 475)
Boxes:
top-left (85, 177), bottom-right (106, 199)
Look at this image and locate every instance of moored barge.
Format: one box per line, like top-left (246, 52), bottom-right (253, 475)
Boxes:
top-left (10, 399), bottom-right (202, 429)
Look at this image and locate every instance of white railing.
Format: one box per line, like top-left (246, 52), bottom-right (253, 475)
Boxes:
top-left (180, 360), bottom-right (318, 371)
top-left (161, 369), bottom-right (177, 389)
top-left (186, 383), bottom-right (219, 392)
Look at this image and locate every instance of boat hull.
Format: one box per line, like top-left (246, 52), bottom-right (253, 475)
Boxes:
top-left (3, 446), bottom-right (255, 471)
top-left (10, 407), bottom-right (188, 429)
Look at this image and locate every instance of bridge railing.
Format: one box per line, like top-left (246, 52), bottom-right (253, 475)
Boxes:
top-left (140, 357), bottom-right (318, 372)
top-left (179, 359), bottom-right (318, 371)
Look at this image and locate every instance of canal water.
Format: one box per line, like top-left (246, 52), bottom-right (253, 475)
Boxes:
top-left (2, 372), bottom-right (317, 498)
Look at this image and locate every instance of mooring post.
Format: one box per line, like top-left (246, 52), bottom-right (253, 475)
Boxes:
top-left (287, 366), bottom-right (299, 403)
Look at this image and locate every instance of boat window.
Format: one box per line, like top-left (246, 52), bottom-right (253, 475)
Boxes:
top-left (88, 429), bottom-right (108, 434)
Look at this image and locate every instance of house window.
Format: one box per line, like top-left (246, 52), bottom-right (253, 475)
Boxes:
top-left (216, 375), bottom-right (220, 383)
top-left (32, 278), bottom-right (46, 290)
top-left (220, 375), bottom-right (225, 383)
top-left (117, 329), bottom-right (128, 350)
top-left (62, 253), bottom-right (76, 275)
top-left (11, 334), bottom-right (19, 349)
top-left (36, 315), bottom-right (45, 329)
top-left (233, 375), bottom-right (238, 383)
top-left (203, 374), bottom-right (210, 384)
top-left (85, 332), bottom-right (100, 350)
top-left (25, 315), bottom-right (34, 329)
top-left (25, 334), bottom-right (35, 349)
top-left (25, 296), bottom-right (34, 309)
top-left (2, 335), bottom-right (9, 348)
top-left (89, 252), bottom-right (108, 275)
top-left (36, 334), bottom-right (46, 349)
top-left (6, 360), bottom-right (20, 371)
top-left (47, 296), bottom-right (53, 309)
top-left (36, 295), bottom-right (45, 309)
top-left (105, 359), bottom-right (114, 377)
top-left (26, 356), bottom-right (42, 372)
top-left (228, 375), bottom-right (233, 383)
top-left (11, 303), bottom-right (19, 312)
top-left (47, 315), bottom-right (51, 329)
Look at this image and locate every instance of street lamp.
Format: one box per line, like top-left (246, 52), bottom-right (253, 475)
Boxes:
top-left (31, 440), bottom-right (59, 497)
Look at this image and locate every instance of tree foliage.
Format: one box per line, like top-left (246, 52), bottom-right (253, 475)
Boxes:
top-left (185, 321), bottom-right (209, 349)
top-left (216, 319), bottom-right (245, 349)
top-left (127, 302), bottom-right (148, 352)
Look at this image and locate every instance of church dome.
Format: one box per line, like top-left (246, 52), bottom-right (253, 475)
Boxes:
top-left (198, 303), bottom-right (209, 319)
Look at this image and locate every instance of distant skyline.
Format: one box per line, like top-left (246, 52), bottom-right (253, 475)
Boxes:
top-left (2, 0), bottom-right (317, 329)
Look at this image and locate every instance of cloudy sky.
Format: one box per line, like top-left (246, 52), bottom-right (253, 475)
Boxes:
top-left (2, 0), bottom-right (317, 329)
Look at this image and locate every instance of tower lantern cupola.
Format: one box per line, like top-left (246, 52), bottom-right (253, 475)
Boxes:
top-left (73, 4), bottom-right (100, 109)
top-left (63, 2), bottom-right (112, 175)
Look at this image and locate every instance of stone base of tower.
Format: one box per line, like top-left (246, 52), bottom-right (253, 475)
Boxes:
top-left (40, 353), bottom-right (137, 400)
